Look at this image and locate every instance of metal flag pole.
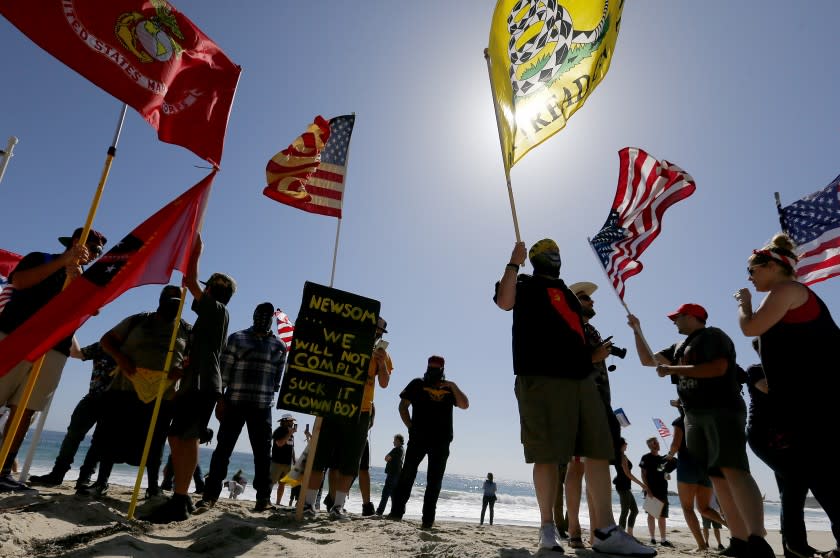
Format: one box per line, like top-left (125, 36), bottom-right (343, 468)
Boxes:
top-left (484, 48), bottom-right (521, 242)
top-left (17, 403), bottom-right (48, 482)
top-left (0, 136), bottom-right (19, 186)
top-left (328, 112), bottom-right (356, 288)
top-left (0, 103), bottom-right (128, 474)
top-left (586, 236), bottom-right (656, 361)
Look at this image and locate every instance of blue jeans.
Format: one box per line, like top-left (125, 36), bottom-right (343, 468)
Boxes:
top-left (376, 472), bottom-right (399, 515)
top-left (390, 439), bottom-right (450, 525)
top-left (203, 401), bottom-right (272, 502)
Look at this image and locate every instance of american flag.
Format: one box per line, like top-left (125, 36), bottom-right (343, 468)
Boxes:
top-left (779, 174), bottom-right (840, 285)
top-left (590, 148), bottom-right (696, 299)
top-left (296, 114), bottom-right (355, 218)
top-left (274, 309), bottom-right (294, 348)
top-left (653, 417), bottom-right (671, 438)
top-left (0, 249), bottom-right (22, 314)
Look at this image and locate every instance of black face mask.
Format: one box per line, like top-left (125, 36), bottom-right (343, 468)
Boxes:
top-left (423, 366), bottom-right (445, 384)
top-left (157, 298), bottom-right (181, 321)
top-left (253, 312), bottom-right (273, 333)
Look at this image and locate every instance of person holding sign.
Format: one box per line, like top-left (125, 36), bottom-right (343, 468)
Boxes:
top-left (387, 355), bottom-right (469, 529)
top-left (195, 302), bottom-right (286, 513)
top-left (303, 316), bottom-right (392, 520)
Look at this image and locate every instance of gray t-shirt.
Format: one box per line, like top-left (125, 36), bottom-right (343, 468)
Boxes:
top-left (181, 295), bottom-right (229, 394)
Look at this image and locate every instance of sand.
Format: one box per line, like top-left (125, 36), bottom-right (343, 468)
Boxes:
top-left (1, 484), bottom-right (834, 558)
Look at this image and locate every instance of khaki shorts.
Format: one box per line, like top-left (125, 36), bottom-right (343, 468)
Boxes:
top-left (514, 375), bottom-right (612, 464)
top-left (0, 332), bottom-right (67, 411)
top-left (270, 462), bottom-right (292, 483)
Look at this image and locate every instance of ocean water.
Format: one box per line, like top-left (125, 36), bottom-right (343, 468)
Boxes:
top-left (15, 431), bottom-right (831, 532)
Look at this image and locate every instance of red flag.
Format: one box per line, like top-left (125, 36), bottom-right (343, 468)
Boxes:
top-left (274, 309), bottom-right (294, 347)
top-left (263, 116), bottom-right (331, 205)
top-left (0, 249), bottom-right (23, 314)
top-left (0, 1), bottom-right (240, 166)
top-left (264, 115), bottom-right (355, 218)
top-left (590, 148), bottom-right (696, 299)
top-left (0, 172), bottom-right (215, 377)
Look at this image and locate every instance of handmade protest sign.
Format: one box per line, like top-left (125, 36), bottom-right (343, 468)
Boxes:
top-left (278, 281), bottom-right (380, 420)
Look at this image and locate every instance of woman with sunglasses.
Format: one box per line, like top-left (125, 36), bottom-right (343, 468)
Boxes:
top-left (735, 233), bottom-right (840, 558)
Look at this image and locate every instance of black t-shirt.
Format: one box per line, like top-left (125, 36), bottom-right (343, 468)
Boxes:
top-left (384, 445), bottom-right (404, 475)
top-left (271, 426), bottom-right (295, 464)
top-left (494, 274), bottom-right (591, 378)
top-left (639, 452), bottom-right (668, 500)
top-left (181, 294), bottom-right (229, 393)
top-left (745, 363), bottom-right (769, 434)
top-left (613, 457), bottom-right (632, 491)
top-left (400, 377), bottom-right (456, 443)
top-left (659, 327), bottom-right (742, 411)
top-left (0, 252), bottom-right (72, 354)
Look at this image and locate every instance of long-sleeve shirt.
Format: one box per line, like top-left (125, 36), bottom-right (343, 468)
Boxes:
top-left (220, 327), bottom-right (286, 406)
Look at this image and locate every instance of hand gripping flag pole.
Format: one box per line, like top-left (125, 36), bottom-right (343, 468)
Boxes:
top-left (0, 104), bottom-right (128, 474)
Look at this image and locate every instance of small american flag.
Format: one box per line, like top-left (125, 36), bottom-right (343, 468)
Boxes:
top-left (274, 309), bottom-right (294, 348)
top-left (0, 249), bottom-right (22, 314)
top-left (779, 174), bottom-right (840, 285)
top-left (590, 148), bottom-right (696, 299)
top-left (653, 417), bottom-right (671, 438)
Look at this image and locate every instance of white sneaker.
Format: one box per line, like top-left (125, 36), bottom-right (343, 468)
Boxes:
top-left (538, 523), bottom-right (565, 553)
top-left (592, 526), bottom-right (657, 557)
top-left (329, 505), bottom-right (350, 521)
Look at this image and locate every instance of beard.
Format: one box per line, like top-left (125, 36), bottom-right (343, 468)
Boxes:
top-left (581, 306), bottom-right (596, 319)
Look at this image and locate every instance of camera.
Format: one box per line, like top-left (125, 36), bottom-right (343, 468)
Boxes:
top-left (609, 345), bottom-right (627, 359)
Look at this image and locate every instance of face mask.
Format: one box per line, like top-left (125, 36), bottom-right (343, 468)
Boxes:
top-left (530, 251), bottom-right (561, 278)
top-left (157, 298), bottom-right (181, 321)
top-left (253, 311), bottom-right (273, 333)
top-left (423, 366), bottom-right (445, 384)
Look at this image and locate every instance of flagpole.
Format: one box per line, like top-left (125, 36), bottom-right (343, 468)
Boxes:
top-left (127, 287), bottom-right (187, 519)
top-left (586, 236), bottom-right (656, 360)
top-left (484, 49), bottom-right (521, 242)
top-left (17, 403), bottom-right (48, 482)
top-left (0, 136), bottom-right (19, 186)
top-left (328, 112), bottom-right (355, 288)
top-left (774, 192), bottom-right (788, 233)
top-left (0, 103), bottom-right (128, 474)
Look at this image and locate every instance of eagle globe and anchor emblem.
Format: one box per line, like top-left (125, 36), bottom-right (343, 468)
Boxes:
top-left (115, 0), bottom-right (185, 63)
top-left (506, 0), bottom-right (610, 98)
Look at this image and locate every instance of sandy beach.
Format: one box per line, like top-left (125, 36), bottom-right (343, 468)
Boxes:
top-left (0, 483), bottom-right (834, 558)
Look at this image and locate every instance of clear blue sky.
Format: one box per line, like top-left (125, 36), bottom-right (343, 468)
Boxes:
top-left (2, 1), bottom-right (839, 501)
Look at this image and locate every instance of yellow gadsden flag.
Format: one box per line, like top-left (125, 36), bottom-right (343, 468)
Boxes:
top-left (488, 0), bottom-right (624, 169)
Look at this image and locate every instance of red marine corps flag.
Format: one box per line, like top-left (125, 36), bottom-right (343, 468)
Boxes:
top-left (0, 1), bottom-right (240, 166)
top-left (0, 172), bottom-right (216, 377)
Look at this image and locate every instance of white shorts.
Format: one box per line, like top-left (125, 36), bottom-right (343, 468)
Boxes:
top-left (0, 331), bottom-right (68, 411)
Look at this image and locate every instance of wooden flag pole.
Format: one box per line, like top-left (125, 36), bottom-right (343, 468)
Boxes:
top-left (484, 49), bottom-right (521, 242)
top-left (0, 103), bottom-right (128, 474)
top-left (127, 287), bottom-right (188, 519)
top-left (585, 237), bottom-right (656, 361)
top-left (0, 136), bottom-right (19, 186)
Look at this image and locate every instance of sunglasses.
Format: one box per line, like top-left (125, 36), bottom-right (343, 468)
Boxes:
top-left (747, 263), bottom-right (767, 276)
top-left (577, 294), bottom-right (592, 302)
top-left (88, 245), bottom-right (103, 257)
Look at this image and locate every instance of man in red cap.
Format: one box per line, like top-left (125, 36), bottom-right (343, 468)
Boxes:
top-left (628, 306), bottom-right (775, 558)
top-left (387, 355), bottom-right (468, 529)
top-left (0, 226), bottom-right (106, 491)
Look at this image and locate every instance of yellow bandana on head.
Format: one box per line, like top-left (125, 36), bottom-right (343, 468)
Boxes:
top-left (529, 238), bottom-right (559, 260)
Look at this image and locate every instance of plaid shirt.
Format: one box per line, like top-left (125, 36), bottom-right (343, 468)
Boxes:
top-left (220, 327), bottom-right (286, 406)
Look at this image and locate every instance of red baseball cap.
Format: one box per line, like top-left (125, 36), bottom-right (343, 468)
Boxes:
top-left (428, 355), bottom-right (445, 368)
top-left (667, 303), bottom-right (708, 322)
